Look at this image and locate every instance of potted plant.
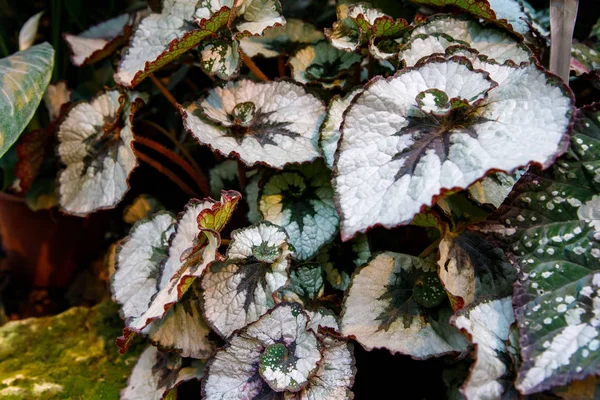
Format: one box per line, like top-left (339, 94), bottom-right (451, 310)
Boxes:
top-left (0, 0), bottom-right (599, 398)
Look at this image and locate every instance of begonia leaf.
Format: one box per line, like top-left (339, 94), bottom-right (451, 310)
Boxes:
top-left (114, 0), bottom-right (230, 88)
top-left (200, 221), bottom-right (293, 338)
top-left (239, 18), bottom-right (323, 58)
top-left (316, 234), bottom-right (371, 291)
top-left (246, 171), bottom-right (262, 223)
top-left (116, 192), bottom-right (240, 353)
top-left (182, 79), bottom-right (325, 169)
top-left (478, 104), bottom-right (600, 394)
top-left (113, 211), bottom-right (213, 358)
top-left (0, 42), bottom-right (54, 159)
top-left (571, 43), bottom-right (600, 76)
top-left (450, 297), bottom-right (516, 400)
top-left (334, 56), bottom-right (573, 241)
top-left (289, 41), bottom-right (362, 89)
top-left (400, 15), bottom-right (532, 67)
top-left (260, 160), bottom-right (339, 260)
top-left (438, 230), bottom-right (517, 310)
top-left (64, 12), bottom-right (140, 67)
top-left (203, 303), bottom-right (322, 397)
top-left (468, 171), bottom-right (522, 209)
top-left (319, 88), bottom-right (361, 169)
top-left (121, 346), bottom-right (205, 400)
top-left (199, 37), bottom-right (241, 80)
top-left (57, 90), bottom-right (147, 215)
top-left (341, 252), bottom-right (469, 358)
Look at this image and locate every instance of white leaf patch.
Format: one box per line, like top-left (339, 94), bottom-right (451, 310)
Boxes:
top-left (319, 89), bottom-right (361, 169)
top-left (121, 346), bottom-right (205, 400)
top-left (289, 41), bottom-right (362, 89)
top-left (488, 0), bottom-right (532, 35)
top-left (239, 18), bottom-right (323, 58)
top-left (201, 222), bottom-right (293, 338)
top-left (402, 15), bottom-right (531, 66)
top-left (199, 38), bottom-right (240, 79)
top-left (63, 13), bottom-right (134, 66)
top-left (334, 57), bottom-right (572, 240)
top-left (260, 161), bottom-right (339, 260)
top-left (203, 303), bottom-right (322, 397)
top-left (182, 79), bottom-right (324, 169)
top-left (451, 297), bottom-right (515, 400)
top-left (341, 252), bottom-right (469, 359)
top-left (58, 90), bottom-right (146, 216)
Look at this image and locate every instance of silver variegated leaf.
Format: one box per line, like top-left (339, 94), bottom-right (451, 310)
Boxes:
top-left (203, 303), bottom-right (322, 397)
top-left (58, 90), bottom-right (147, 215)
top-left (260, 160), bottom-right (339, 260)
top-left (201, 221), bottom-right (293, 338)
top-left (121, 346), bottom-right (205, 400)
top-left (451, 297), bottom-right (516, 400)
top-left (334, 56), bottom-right (573, 241)
top-left (341, 252), bottom-right (469, 359)
top-left (182, 79), bottom-right (325, 169)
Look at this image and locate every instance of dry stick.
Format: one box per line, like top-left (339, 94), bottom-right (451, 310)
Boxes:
top-left (134, 136), bottom-right (211, 197)
top-left (139, 119), bottom-right (202, 172)
top-left (134, 149), bottom-right (201, 198)
top-left (240, 51), bottom-right (269, 81)
top-left (148, 73), bottom-right (180, 109)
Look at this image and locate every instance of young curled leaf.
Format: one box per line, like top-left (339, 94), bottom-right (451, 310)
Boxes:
top-left (182, 79), bottom-right (325, 169)
top-left (334, 56), bottom-right (573, 241)
top-left (203, 303), bottom-right (322, 397)
top-left (341, 252), bottom-right (469, 359)
top-left (259, 160), bottom-right (339, 260)
top-left (57, 90), bottom-right (146, 215)
top-left (200, 221), bottom-right (293, 338)
top-left (121, 346), bottom-right (205, 400)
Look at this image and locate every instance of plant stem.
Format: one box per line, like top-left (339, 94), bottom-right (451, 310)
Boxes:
top-left (418, 239), bottom-right (440, 259)
top-left (277, 56), bottom-right (286, 78)
top-left (148, 73), bottom-right (180, 109)
top-left (240, 51), bottom-right (269, 81)
top-left (134, 136), bottom-right (211, 196)
top-left (367, 53), bottom-right (375, 80)
top-left (139, 120), bottom-right (201, 171)
top-left (134, 148), bottom-right (201, 198)
top-left (237, 160), bottom-right (247, 190)
top-left (549, 0), bottom-right (579, 83)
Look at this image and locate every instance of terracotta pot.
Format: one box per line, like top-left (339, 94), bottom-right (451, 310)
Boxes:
top-left (0, 192), bottom-right (105, 289)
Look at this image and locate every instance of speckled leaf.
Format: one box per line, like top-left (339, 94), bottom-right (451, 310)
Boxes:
top-left (64, 13), bottom-right (137, 66)
top-left (117, 192), bottom-right (240, 352)
top-left (319, 88), bottom-right (361, 169)
top-left (317, 235), bottom-right (371, 291)
top-left (0, 42), bottom-right (54, 159)
top-left (57, 90), bottom-right (146, 215)
top-left (289, 41), bottom-right (362, 89)
top-left (199, 38), bottom-right (240, 79)
top-left (451, 297), bottom-right (516, 400)
top-left (239, 18), bottom-right (323, 58)
top-left (400, 15), bottom-right (531, 66)
top-left (201, 222), bottom-right (293, 338)
top-left (571, 43), bottom-right (600, 76)
top-left (121, 346), bottom-right (205, 400)
top-left (478, 104), bottom-right (600, 394)
top-left (260, 160), bottom-right (339, 260)
top-left (203, 303), bottom-right (322, 397)
top-left (114, 0), bottom-right (230, 88)
top-left (182, 79), bottom-right (324, 169)
top-left (334, 57), bottom-right (573, 241)
top-left (341, 252), bottom-right (469, 358)
top-left (438, 230), bottom-right (517, 310)
top-left (19, 11), bottom-right (43, 51)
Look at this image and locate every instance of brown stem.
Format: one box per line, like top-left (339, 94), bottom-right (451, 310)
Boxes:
top-left (277, 56), bottom-right (286, 78)
top-left (367, 53), bottom-right (375, 80)
top-left (418, 239), bottom-right (441, 259)
top-left (134, 149), bottom-right (201, 198)
top-left (148, 73), bottom-right (180, 110)
top-left (139, 120), bottom-right (202, 172)
top-left (240, 51), bottom-right (269, 81)
top-left (134, 136), bottom-right (211, 197)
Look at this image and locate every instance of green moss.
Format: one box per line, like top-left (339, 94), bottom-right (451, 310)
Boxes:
top-left (0, 302), bottom-right (141, 399)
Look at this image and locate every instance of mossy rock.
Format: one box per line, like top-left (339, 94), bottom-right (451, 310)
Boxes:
top-left (0, 302), bottom-right (140, 399)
